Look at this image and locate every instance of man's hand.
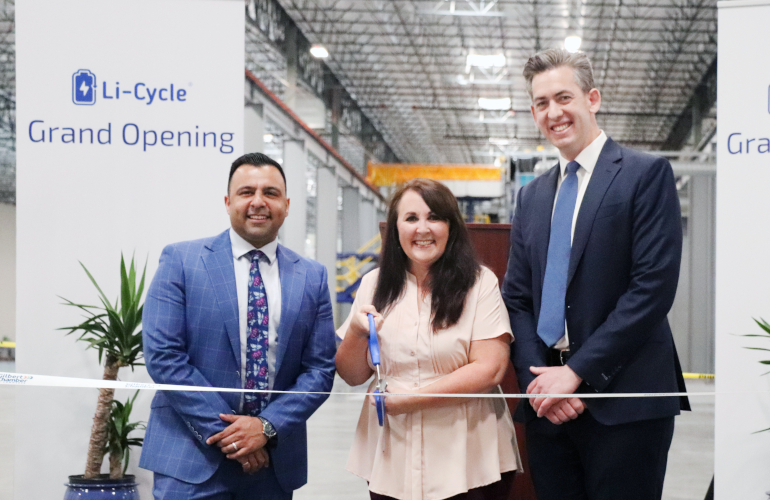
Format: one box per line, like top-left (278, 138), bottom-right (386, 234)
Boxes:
top-left (527, 365), bottom-right (583, 418)
top-left (206, 414), bottom-right (267, 460)
top-left (541, 397), bottom-right (585, 425)
top-left (239, 448), bottom-right (270, 475)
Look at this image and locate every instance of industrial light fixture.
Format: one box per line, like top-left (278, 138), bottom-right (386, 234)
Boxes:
top-left (488, 137), bottom-right (510, 146)
top-left (564, 35), bottom-right (582, 53)
top-left (478, 97), bottom-right (511, 110)
top-left (263, 133), bottom-right (274, 143)
top-left (466, 53), bottom-right (506, 69)
top-left (310, 45), bottom-right (329, 58)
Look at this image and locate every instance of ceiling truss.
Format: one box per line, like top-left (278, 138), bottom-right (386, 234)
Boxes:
top-left (276, 0), bottom-right (717, 163)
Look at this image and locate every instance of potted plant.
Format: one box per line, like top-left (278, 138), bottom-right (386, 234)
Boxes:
top-left (59, 255), bottom-right (146, 498)
top-left (743, 317), bottom-right (770, 433)
top-left (105, 391), bottom-right (145, 477)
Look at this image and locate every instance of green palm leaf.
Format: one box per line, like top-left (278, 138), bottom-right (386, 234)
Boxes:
top-left (741, 317), bottom-right (770, 433)
top-left (59, 254), bottom-right (147, 368)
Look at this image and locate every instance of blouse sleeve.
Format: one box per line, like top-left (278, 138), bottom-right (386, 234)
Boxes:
top-left (335, 269), bottom-right (379, 340)
top-left (470, 267), bottom-right (514, 343)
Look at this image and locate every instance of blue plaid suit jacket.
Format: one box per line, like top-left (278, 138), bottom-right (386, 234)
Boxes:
top-left (139, 230), bottom-right (336, 490)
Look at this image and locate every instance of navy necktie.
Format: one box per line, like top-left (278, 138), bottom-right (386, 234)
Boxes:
top-left (244, 250), bottom-right (270, 416)
top-left (537, 161), bottom-right (581, 347)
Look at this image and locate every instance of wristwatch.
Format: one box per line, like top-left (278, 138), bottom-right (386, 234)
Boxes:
top-left (258, 416), bottom-right (277, 441)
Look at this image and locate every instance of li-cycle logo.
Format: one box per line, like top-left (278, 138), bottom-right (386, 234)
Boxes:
top-left (71, 69), bottom-right (189, 106)
top-left (27, 68), bottom-right (235, 154)
top-left (72, 70), bottom-right (97, 105)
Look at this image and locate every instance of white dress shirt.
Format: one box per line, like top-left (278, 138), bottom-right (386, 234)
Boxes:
top-left (229, 228), bottom-right (282, 409)
top-left (551, 130), bottom-right (608, 349)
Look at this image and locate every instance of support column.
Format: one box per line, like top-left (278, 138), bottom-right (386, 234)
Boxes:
top-left (338, 186), bottom-right (361, 324)
top-left (341, 186), bottom-right (361, 252)
top-left (360, 198), bottom-right (376, 247)
top-left (282, 139), bottom-right (306, 254)
top-left (316, 166), bottom-right (338, 318)
top-left (689, 173), bottom-right (716, 374)
top-left (244, 101), bottom-right (264, 154)
top-left (0, 203), bottom-right (15, 342)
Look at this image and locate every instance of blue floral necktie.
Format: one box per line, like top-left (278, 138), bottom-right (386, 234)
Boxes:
top-left (244, 250), bottom-right (270, 415)
top-left (537, 161), bottom-right (581, 347)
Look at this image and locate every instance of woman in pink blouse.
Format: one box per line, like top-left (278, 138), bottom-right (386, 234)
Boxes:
top-left (336, 179), bottom-right (521, 500)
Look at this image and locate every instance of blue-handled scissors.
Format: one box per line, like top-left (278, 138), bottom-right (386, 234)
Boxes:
top-left (367, 313), bottom-right (387, 426)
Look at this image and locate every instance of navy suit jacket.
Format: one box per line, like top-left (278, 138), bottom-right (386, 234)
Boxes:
top-left (502, 138), bottom-right (690, 426)
top-left (139, 230), bottom-right (336, 490)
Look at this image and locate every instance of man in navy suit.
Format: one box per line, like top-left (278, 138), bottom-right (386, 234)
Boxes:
top-left (140, 152), bottom-right (336, 499)
top-left (502, 49), bottom-right (690, 500)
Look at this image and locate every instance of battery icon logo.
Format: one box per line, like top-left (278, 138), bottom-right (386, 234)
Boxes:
top-left (72, 69), bottom-right (96, 105)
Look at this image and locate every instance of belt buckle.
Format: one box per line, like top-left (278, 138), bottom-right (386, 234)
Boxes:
top-left (559, 349), bottom-right (570, 365)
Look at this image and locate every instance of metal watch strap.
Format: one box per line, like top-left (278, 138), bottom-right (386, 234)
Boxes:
top-left (258, 416), bottom-right (277, 440)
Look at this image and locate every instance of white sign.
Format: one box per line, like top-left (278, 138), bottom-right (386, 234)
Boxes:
top-left (716, 1), bottom-right (770, 498)
top-left (15, 0), bottom-right (243, 497)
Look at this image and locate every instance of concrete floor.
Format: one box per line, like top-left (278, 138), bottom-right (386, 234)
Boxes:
top-left (0, 361), bottom-right (714, 500)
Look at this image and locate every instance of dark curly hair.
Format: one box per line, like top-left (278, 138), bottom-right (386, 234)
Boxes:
top-left (373, 179), bottom-right (480, 331)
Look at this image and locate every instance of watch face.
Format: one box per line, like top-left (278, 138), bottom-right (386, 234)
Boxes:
top-left (261, 418), bottom-right (276, 437)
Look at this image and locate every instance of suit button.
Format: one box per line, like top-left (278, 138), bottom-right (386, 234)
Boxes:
top-left (410, 351), bottom-right (415, 356)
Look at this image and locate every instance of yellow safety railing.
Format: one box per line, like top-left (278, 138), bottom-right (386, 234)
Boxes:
top-left (0, 341), bottom-right (15, 348)
top-left (682, 373), bottom-right (715, 380)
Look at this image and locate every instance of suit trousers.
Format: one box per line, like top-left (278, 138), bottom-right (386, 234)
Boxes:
top-left (525, 410), bottom-right (675, 500)
top-left (153, 457), bottom-right (292, 500)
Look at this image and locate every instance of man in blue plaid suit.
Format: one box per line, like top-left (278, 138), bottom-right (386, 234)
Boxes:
top-left (140, 152), bottom-right (337, 499)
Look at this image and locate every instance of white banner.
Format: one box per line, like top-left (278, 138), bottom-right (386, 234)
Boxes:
top-left (716, 1), bottom-right (770, 498)
top-left (15, 0), bottom-right (243, 497)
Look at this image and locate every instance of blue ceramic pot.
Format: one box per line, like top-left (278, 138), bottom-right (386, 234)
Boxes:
top-left (64, 474), bottom-right (139, 500)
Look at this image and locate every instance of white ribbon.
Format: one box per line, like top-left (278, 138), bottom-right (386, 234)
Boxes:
top-left (0, 371), bottom-right (730, 398)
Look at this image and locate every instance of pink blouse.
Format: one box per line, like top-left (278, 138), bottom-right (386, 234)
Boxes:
top-left (337, 266), bottom-right (521, 500)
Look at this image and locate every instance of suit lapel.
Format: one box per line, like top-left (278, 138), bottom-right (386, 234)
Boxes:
top-left (275, 245), bottom-right (306, 377)
top-left (534, 166), bottom-right (560, 286)
top-left (202, 230), bottom-right (241, 372)
top-left (567, 139), bottom-right (623, 287)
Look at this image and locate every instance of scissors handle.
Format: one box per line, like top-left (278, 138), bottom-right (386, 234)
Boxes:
top-left (367, 313), bottom-right (380, 366)
top-left (367, 313), bottom-right (386, 426)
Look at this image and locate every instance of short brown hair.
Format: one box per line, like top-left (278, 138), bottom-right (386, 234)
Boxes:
top-left (523, 48), bottom-right (595, 99)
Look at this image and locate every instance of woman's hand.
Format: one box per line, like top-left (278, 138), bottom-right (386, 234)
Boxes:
top-left (336, 304), bottom-right (382, 386)
top-left (369, 335), bottom-right (510, 414)
top-left (371, 381), bottom-right (416, 416)
top-left (349, 304), bottom-right (383, 339)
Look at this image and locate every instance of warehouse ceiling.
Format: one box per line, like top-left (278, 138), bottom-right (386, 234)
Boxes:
top-left (273, 0), bottom-right (717, 164)
top-left (0, 0), bottom-right (719, 203)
